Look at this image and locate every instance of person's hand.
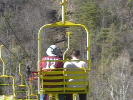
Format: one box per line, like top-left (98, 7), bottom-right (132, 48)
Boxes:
top-left (29, 76), bottom-right (37, 81)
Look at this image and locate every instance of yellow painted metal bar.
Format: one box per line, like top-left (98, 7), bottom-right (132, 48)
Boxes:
top-left (41, 71), bottom-right (63, 75)
top-left (0, 84), bottom-right (15, 86)
top-left (55, 94), bottom-right (59, 100)
top-left (43, 87), bottom-right (86, 91)
top-left (42, 76), bottom-right (87, 80)
top-left (0, 45), bottom-right (3, 58)
top-left (62, 0), bottom-right (65, 23)
top-left (45, 91), bottom-right (87, 94)
top-left (17, 99), bottom-right (38, 100)
top-left (63, 32), bottom-right (71, 60)
top-left (16, 90), bottom-right (27, 93)
top-left (37, 26), bottom-right (42, 95)
top-left (73, 93), bottom-right (79, 100)
top-left (43, 88), bottom-right (63, 91)
top-left (28, 94), bottom-right (38, 100)
top-left (26, 80), bottom-right (38, 100)
top-left (0, 95), bottom-right (15, 100)
top-left (41, 76), bottom-right (63, 79)
top-left (64, 71), bottom-right (87, 74)
top-left (40, 77), bottom-right (44, 95)
top-left (11, 76), bottom-right (16, 97)
top-left (27, 84), bottom-right (31, 100)
top-left (17, 84), bottom-right (26, 87)
top-left (64, 87), bottom-right (87, 91)
top-left (65, 81), bottom-right (88, 85)
top-left (43, 82), bottom-right (63, 85)
top-left (60, 0), bottom-right (66, 23)
top-left (43, 81), bottom-right (88, 85)
top-left (41, 70), bottom-right (87, 74)
top-left (0, 75), bottom-right (13, 78)
top-left (0, 45), bottom-right (5, 75)
top-left (18, 63), bottom-right (26, 86)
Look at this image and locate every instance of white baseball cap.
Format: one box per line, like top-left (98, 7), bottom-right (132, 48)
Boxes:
top-left (46, 45), bottom-right (61, 56)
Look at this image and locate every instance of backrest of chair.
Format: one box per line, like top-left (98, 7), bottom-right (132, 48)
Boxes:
top-left (40, 68), bottom-right (88, 94)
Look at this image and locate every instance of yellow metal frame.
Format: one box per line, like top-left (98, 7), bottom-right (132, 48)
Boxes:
top-left (37, 1), bottom-right (92, 100)
top-left (63, 32), bottom-right (72, 60)
top-left (0, 45), bottom-right (16, 99)
top-left (18, 63), bottom-right (26, 87)
top-left (40, 68), bottom-right (88, 92)
top-left (27, 81), bottom-right (38, 100)
top-left (15, 63), bottom-right (27, 100)
top-left (39, 68), bottom-right (88, 100)
top-left (37, 21), bottom-right (92, 95)
top-left (0, 75), bottom-right (16, 96)
top-left (0, 45), bottom-right (5, 75)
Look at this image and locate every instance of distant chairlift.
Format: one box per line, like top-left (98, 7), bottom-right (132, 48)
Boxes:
top-left (0, 45), bottom-right (16, 100)
top-left (16, 63), bottom-right (38, 100)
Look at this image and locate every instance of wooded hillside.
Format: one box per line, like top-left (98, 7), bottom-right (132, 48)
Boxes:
top-left (0, 0), bottom-right (133, 99)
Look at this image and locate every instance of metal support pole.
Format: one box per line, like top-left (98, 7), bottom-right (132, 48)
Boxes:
top-left (73, 93), bottom-right (79, 100)
top-left (37, 27), bottom-right (43, 95)
top-left (12, 77), bottom-right (16, 97)
top-left (18, 63), bottom-right (23, 85)
top-left (0, 45), bottom-right (5, 75)
top-left (63, 32), bottom-right (71, 60)
top-left (62, 0), bottom-right (65, 23)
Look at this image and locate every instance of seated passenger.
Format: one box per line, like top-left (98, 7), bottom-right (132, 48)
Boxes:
top-left (40, 45), bottom-right (64, 100)
top-left (63, 50), bottom-right (87, 100)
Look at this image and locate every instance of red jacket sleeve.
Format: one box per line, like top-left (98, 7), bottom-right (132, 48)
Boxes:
top-left (40, 57), bottom-right (47, 70)
top-left (55, 58), bottom-right (64, 68)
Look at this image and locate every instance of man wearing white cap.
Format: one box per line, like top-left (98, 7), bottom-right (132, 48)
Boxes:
top-left (40, 45), bottom-right (63, 70)
top-left (40, 45), bottom-right (64, 100)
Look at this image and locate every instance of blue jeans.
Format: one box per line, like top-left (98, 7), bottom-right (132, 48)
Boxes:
top-left (40, 94), bottom-right (47, 100)
top-left (65, 94), bottom-right (86, 100)
top-left (59, 94), bottom-right (66, 100)
top-left (40, 94), bottom-right (65, 100)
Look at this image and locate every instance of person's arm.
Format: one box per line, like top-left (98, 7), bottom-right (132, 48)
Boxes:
top-left (84, 62), bottom-right (88, 68)
top-left (28, 71), bottom-right (38, 81)
top-left (55, 58), bottom-right (64, 69)
top-left (63, 62), bottom-right (68, 68)
top-left (55, 61), bottom-right (63, 68)
top-left (82, 62), bottom-right (88, 72)
top-left (40, 57), bottom-right (47, 70)
top-left (63, 62), bottom-right (72, 70)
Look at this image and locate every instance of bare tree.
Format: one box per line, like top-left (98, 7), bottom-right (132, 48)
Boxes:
top-left (107, 50), bottom-right (132, 100)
